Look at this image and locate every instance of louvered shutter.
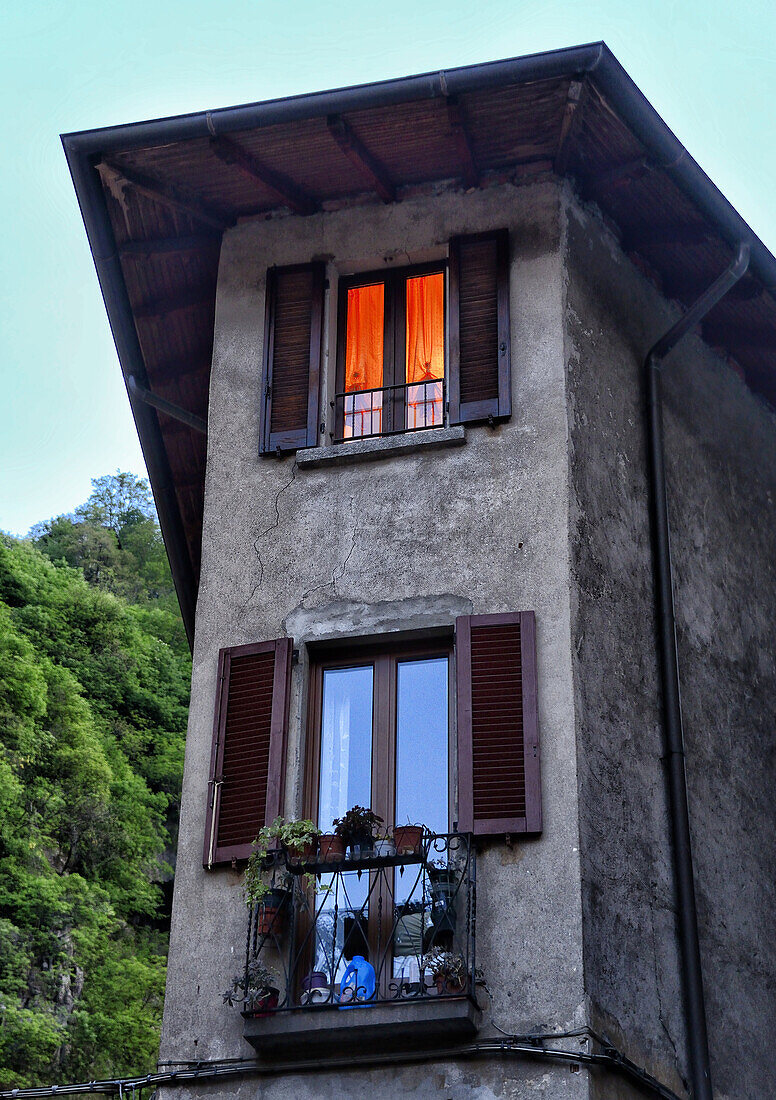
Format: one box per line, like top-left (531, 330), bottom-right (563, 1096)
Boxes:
top-left (456, 612), bottom-right (541, 837)
top-left (260, 263), bottom-right (324, 454)
top-left (448, 230), bottom-right (511, 424)
top-left (203, 638), bottom-right (293, 868)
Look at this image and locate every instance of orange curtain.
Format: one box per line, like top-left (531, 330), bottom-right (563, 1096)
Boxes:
top-left (345, 283), bottom-right (384, 392)
top-left (405, 273), bottom-right (444, 383)
top-left (406, 273), bottom-right (444, 428)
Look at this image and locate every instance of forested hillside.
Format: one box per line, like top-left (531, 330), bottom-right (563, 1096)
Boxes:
top-left (0, 474), bottom-right (190, 1087)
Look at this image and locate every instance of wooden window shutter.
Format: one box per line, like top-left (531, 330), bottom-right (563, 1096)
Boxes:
top-left (448, 230), bottom-right (511, 424)
top-left (260, 263), bottom-right (324, 454)
top-left (456, 612), bottom-right (541, 837)
top-left (203, 638), bottom-right (293, 868)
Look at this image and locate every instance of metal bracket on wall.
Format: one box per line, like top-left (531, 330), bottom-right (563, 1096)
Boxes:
top-left (127, 375), bottom-right (208, 435)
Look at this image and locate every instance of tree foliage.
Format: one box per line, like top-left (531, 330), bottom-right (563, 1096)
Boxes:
top-left (0, 474), bottom-right (190, 1087)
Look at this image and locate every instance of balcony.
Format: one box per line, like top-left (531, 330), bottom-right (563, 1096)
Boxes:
top-left (334, 378), bottom-right (444, 442)
top-left (241, 831), bottom-right (479, 1057)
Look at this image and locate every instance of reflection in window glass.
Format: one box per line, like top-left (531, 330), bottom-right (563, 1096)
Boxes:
top-left (317, 666), bottom-right (373, 982)
top-left (395, 657), bottom-right (448, 836)
top-left (393, 656), bottom-right (448, 982)
top-left (318, 666), bottom-right (373, 834)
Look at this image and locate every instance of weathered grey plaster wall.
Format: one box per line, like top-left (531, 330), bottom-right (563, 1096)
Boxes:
top-left (159, 182), bottom-right (591, 1098)
top-left (564, 191), bottom-right (776, 1100)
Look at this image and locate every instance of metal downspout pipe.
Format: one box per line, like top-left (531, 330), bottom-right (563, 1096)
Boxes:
top-left (644, 241), bottom-right (750, 1100)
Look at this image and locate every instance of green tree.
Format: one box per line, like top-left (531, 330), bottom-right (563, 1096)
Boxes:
top-left (0, 477), bottom-right (190, 1087)
top-left (75, 472), bottom-right (155, 541)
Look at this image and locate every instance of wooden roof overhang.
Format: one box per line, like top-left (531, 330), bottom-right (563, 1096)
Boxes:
top-left (62, 42), bottom-right (776, 648)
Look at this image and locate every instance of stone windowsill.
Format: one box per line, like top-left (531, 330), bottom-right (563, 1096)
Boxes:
top-left (243, 996), bottom-right (481, 1059)
top-left (296, 425), bottom-right (466, 468)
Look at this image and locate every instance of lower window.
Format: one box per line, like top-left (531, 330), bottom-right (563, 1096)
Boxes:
top-left (305, 640), bottom-right (452, 990)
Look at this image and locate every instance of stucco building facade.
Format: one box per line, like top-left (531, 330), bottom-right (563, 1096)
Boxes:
top-left (66, 45), bottom-right (776, 1099)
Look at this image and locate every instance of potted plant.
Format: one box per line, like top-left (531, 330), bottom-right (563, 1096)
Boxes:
top-left (374, 830), bottom-right (396, 858)
top-left (333, 805), bottom-right (383, 860)
top-left (245, 820), bottom-right (294, 936)
top-left (223, 959), bottom-right (280, 1017)
top-left (393, 821), bottom-right (424, 856)
top-left (276, 817), bottom-right (321, 865)
top-left (428, 858), bottom-right (458, 904)
top-left (318, 832), bottom-right (346, 863)
top-left (421, 948), bottom-right (467, 995)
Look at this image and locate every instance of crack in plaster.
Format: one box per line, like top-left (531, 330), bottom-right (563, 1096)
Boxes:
top-left (298, 507), bottom-right (359, 608)
top-left (648, 894), bottom-right (681, 1069)
top-left (246, 460), bottom-right (298, 605)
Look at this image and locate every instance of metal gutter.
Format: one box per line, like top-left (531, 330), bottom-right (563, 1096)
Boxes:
top-left (644, 241), bottom-right (751, 1100)
top-left (61, 42), bottom-right (606, 153)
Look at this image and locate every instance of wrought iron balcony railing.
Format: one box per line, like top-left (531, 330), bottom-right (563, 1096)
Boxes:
top-left (333, 378), bottom-right (445, 442)
top-left (244, 832), bottom-right (475, 1016)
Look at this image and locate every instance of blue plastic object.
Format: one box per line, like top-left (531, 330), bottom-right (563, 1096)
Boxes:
top-left (338, 955), bottom-right (375, 1009)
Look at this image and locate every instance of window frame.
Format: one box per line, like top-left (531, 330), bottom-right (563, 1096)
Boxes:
top-left (334, 260), bottom-right (448, 442)
top-left (303, 636), bottom-right (455, 832)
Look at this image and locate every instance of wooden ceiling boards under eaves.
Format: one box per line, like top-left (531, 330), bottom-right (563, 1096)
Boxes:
top-left (66, 48), bottom-right (776, 645)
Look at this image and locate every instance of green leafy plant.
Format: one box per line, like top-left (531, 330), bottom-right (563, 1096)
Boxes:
top-left (332, 806), bottom-right (383, 845)
top-left (245, 817), bottom-right (320, 905)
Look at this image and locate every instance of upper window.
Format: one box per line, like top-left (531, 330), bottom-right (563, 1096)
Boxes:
top-left (335, 266), bottom-right (446, 441)
top-left (259, 230), bottom-right (512, 455)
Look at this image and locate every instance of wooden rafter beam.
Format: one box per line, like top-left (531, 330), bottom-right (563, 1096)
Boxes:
top-left (554, 79), bottom-right (586, 175)
top-left (133, 285), bottom-right (215, 320)
top-left (445, 96), bottom-right (479, 189)
top-left (327, 114), bottom-right (395, 203)
top-left (666, 274), bottom-right (763, 304)
top-left (120, 233), bottom-right (220, 259)
top-left (144, 354), bottom-right (212, 383)
top-left (591, 156), bottom-right (653, 190)
top-left (622, 222), bottom-right (711, 251)
top-left (702, 321), bottom-right (775, 349)
top-left (99, 160), bottom-right (230, 231)
top-left (209, 135), bottom-right (317, 216)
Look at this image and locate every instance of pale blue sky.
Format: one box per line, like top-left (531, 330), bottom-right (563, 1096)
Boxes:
top-left (2, 0), bottom-right (775, 535)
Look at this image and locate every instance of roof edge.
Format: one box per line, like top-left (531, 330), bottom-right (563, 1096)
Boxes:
top-left (61, 42), bottom-right (606, 153)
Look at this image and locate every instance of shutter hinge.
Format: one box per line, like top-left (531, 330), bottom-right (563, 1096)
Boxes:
top-left (266, 384), bottom-right (271, 397)
top-left (499, 341), bottom-right (507, 356)
top-left (292, 648), bottom-right (300, 665)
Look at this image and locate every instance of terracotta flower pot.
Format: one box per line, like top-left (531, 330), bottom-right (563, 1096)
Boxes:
top-left (256, 888), bottom-right (289, 936)
top-left (245, 987), bottom-right (279, 1017)
top-left (318, 834), bottom-right (345, 863)
top-left (434, 975), bottom-right (465, 996)
top-left (393, 825), bottom-right (423, 855)
top-left (285, 837), bottom-right (318, 865)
